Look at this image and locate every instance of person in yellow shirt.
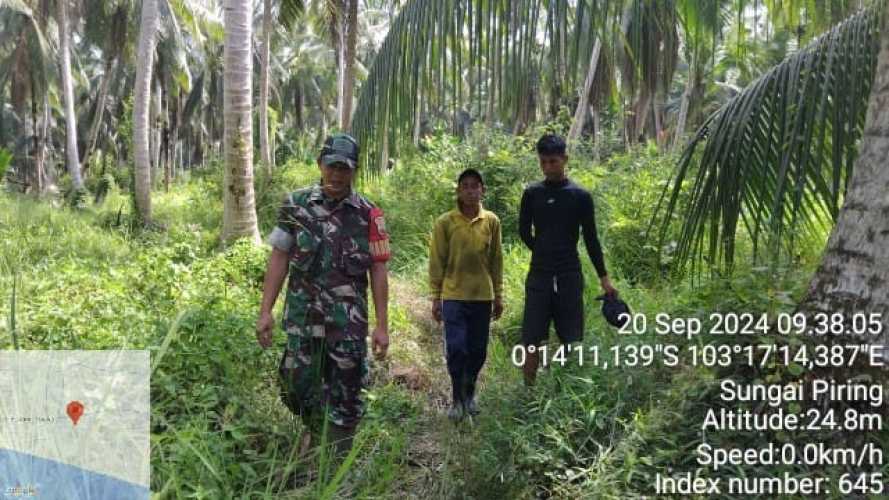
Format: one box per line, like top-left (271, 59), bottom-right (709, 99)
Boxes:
top-left (429, 168), bottom-right (504, 421)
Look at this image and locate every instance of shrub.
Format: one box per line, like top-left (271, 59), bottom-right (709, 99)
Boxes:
top-left (591, 144), bottom-right (686, 285)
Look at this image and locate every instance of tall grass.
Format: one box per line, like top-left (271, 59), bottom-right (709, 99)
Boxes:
top-left (8, 272), bottom-right (17, 349)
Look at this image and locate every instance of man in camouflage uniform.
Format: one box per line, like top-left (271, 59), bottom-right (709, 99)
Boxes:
top-left (255, 133), bottom-right (390, 457)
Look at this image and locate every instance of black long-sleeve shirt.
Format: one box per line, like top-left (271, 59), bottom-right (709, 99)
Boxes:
top-left (519, 178), bottom-right (608, 277)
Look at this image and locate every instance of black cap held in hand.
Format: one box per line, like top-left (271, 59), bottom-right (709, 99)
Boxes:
top-left (320, 133), bottom-right (360, 169)
top-left (595, 294), bottom-right (631, 328)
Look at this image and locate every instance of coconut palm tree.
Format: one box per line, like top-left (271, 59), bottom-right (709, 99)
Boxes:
top-left (131, 0), bottom-right (219, 219)
top-left (290, 0), bottom-right (359, 131)
top-left (338, 0), bottom-right (358, 130)
top-left (133, 0), bottom-right (159, 222)
top-left (670, 0), bottom-right (730, 151)
top-left (566, 0), bottom-right (617, 145)
top-left (0, 0), bottom-right (54, 193)
top-left (658, 0), bottom-right (889, 361)
top-left (259, 0), bottom-right (274, 171)
top-left (274, 23), bottom-right (339, 153)
top-left (619, 0), bottom-right (679, 146)
top-left (797, 8), bottom-right (889, 351)
top-left (255, 0), bottom-right (302, 171)
top-left (56, 0), bottom-right (83, 192)
top-left (221, 0), bottom-right (260, 244)
top-left (80, 1), bottom-right (130, 174)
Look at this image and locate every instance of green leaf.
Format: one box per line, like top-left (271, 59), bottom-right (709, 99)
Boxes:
top-left (0, 148), bottom-right (11, 180)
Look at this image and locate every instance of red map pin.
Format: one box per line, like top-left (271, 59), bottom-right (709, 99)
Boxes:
top-left (66, 401), bottom-right (84, 426)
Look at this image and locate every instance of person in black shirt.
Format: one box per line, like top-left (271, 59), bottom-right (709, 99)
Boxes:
top-left (519, 134), bottom-right (617, 386)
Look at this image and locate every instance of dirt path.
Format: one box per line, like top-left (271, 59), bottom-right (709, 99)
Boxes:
top-left (386, 278), bottom-right (468, 499)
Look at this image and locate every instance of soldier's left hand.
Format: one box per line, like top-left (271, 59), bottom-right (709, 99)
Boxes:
top-left (256, 311), bottom-right (275, 349)
top-left (371, 326), bottom-right (389, 360)
top-left (492, 297), bottom-right (504, 320)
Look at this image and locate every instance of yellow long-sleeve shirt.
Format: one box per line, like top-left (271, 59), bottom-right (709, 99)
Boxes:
top-left (428, 205), bottom-right (503, 301)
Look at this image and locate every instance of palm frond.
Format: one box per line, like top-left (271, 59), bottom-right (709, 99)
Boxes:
top-left (0, 0), bottom-right (32, 16)
top-left (655, 3), bottom-right (885, 276)
top-left (352, 0), bottom-right (614, 174)
top-left (621, 0), bottom-right (678, 98)
top-left (181, 70), bottom-right (204, 125)
top-left (157, 0), bottom-right (196, 92)
top-left (279, 0), bottom-right (304, 31)
top-left (2, 3), bottom-right (54, 111)
top-left (166, 0), bottom-right (223, 45)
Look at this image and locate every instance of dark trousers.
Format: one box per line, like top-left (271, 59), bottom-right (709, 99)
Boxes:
top-left (442, 300), bottom-right (492, 402)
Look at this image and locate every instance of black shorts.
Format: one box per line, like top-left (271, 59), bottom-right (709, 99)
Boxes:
top-left (521, 270), bottom-right (584, 346)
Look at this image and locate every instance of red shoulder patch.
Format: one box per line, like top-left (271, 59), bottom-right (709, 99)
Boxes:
top-left (369, 207), bottom-right (390, 262)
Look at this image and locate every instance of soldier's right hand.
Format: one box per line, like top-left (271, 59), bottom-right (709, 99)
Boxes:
top-left (431, 300), bottom-right (442, 323)
top-left (255, 311), bottom-right (274, 349)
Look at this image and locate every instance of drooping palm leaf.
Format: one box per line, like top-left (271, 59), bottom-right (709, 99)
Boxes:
top-left (1, 1), bottom-right (55, 113)
top-left (670, 0), bottom-right (732, 150)
top-left (181, 70), bottom-right (205, 125)
top-left (655, 3), bottom-right (884, 276)
top-left (279, 0), bottom-right (305, 31)
top-left (351, 0), bottom-right (616, 173)
top-left (0, 0), bottom-right (32, 15)
top-left (621, 0), bottom-right (678, 100)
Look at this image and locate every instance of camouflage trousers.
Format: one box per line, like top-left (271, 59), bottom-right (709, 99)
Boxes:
top-left (278, 333), bottom-right (369, 431)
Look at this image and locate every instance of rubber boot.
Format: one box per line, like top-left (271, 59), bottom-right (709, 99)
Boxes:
top-left (464, 378), bottom-right (480, 416)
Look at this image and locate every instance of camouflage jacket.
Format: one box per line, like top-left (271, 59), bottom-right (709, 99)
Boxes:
top-left (268, 183), bottom-right (390, 342)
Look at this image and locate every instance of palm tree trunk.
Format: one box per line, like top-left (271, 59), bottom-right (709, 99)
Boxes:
top-left (653, 92), bottom-right (664, 149)
top-left (175, 91), bottom-right (183, 177)
top-left (334, 0), bottom-right (346, 129)
top-left (133, 0), bottom-right (159, 223)
top-left (198, 104), bottom-right (207, 168)
top-left (39, 93), bottom-right (49, 191)
top-left (342, 0), bottom-right (358, 131)
top-left (797, 19), bottom-right (889, 354)
top-left (222, 0), bottom-right (260, 244)
top-left (313, 76), bottom-right (328, 148)
top-left (548, 5), bottom-right (565, 118)
top-left (294, 81), bottom-right (303, 131)
top-left (57, 0), bottom-right (82, 191)
top-left (259, 0), bottom-right (273, 171)
top-left (28, 79), bottom-right (42, 192)
top-left (0, 83), bottom-right (5, 148)
top-left (618, 2), bottom-right (635, 146)
top-left (626, 87), bottom-right (652, 144)
top-left (567, 37), bottom-right (601, 146)
top-left (590, 105), bottom-right (600, 161)
top-left (672, 61), bottom-right (695, 152)
top-left (163, 92), bottom-right (171, 193)
top-left (413, 90), bottom-right (423, 146)
top-left (152, 77), bottom-right (163, 187)
top-left (82, 50), bottom-right (117, 176)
